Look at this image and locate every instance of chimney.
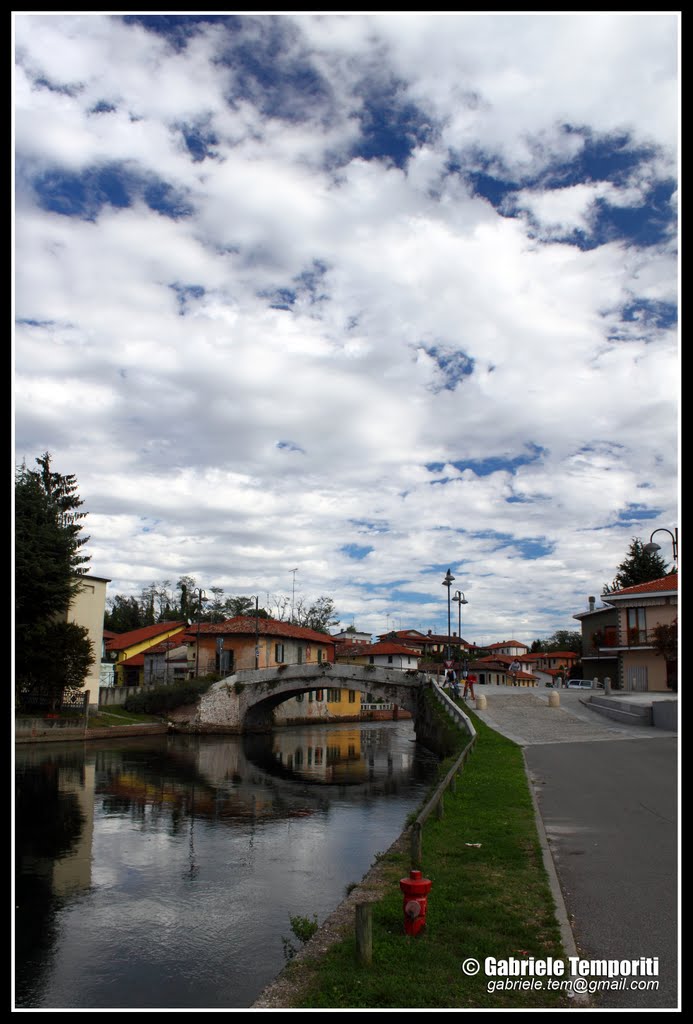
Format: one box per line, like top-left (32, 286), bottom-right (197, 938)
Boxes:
top-left (588, 596), bottom-right (595, 612)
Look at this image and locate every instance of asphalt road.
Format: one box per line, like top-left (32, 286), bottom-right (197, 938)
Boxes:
top-left (471, 687), bottom-right (679, 1010)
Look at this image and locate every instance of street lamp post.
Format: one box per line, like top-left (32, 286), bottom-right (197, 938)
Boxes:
top-left (451, 590), bottom-right (468, 665)
top-left (252, 595), bottom-right (260, 669)
top-left (290, 568), bottom-right (298, 623)
top-left (644, 527), bottom-right (678, 566)
top-left (194, 588), bottom-right (207, 678)
top-left (441, 569), bottom-right (455, 664)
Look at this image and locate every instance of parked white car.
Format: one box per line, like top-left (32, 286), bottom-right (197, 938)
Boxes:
top-left (566, 678), bottom-right (598, 690)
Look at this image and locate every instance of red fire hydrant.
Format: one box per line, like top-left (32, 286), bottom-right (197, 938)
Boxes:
top-left (399, 869), bottom-right (432, 936)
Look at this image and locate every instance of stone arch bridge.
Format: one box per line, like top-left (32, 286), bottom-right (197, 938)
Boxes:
top-left (169, 662), bottom-right (436, 739)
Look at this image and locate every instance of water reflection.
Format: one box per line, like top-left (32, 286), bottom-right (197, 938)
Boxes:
top-left (14, 721), bottom-right (438, 1009)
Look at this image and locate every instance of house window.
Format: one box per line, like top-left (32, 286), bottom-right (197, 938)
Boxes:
top-left (387, 655), bottom-right (393, 664)
top-left (317, 649), bottom-right (323, 663)
top-left (348, 690), bottom-right (356, 703)
top-left (327, 688), bottom-right (341, 702)
top-left (627, 608), bottom-right (647, 645)
top-left (369, 655), bottom-right (374, 664)
top-left (316, 689), bottom-right (323, 701)
top-left (297, 647), bottom-right (303, 664)
top-left (275, 643), bottom-right (285, 663)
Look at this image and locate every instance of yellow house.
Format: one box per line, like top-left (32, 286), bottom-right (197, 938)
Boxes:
top-left (106, 621), bottom-right (187, 687)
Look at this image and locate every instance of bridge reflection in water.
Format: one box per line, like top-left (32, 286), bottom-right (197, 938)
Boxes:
top-left (15, 720), bottom-right (439, 1010)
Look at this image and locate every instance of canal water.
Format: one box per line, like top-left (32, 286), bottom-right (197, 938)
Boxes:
top-left (14, 720), bottom-right (439, 1009)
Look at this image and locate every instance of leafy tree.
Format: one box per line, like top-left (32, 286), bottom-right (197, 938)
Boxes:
top-left (207, 586), bottom-right (227, 623)
top-left (293, 596), bottom-right (339, 633)
top-left (542, 630), bottom-right (583, 655)
top-left (15, 453), bottom-right (93, 705)
top-left (604, 537), bottom-right (671, 593)
top-left (225, 595), bottom-right (256, 617)
top-left (651, 620), bottom-right (678, 691)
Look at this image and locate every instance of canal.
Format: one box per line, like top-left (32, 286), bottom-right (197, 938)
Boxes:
top-left (14, 720), bottom-right (440, 1009)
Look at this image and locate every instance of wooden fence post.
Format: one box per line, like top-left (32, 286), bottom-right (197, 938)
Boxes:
top-left (355, 903), bottom-right (372, 966)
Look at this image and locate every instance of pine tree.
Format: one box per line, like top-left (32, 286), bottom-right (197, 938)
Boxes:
top-left (15, 453), bottom-right (93, 703)
top-left (603, 537), bottom-right (671, 593)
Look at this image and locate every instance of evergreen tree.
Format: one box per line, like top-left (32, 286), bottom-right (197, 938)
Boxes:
top-left (104, 594), bottom-right (143, 633)
top-left (15, 453), bottom-right (93, 704)
top-left (604, 537), bottom-right (671, 593)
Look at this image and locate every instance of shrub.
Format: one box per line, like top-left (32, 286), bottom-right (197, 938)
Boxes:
top-left (123, 677), bottom-right (215, 714)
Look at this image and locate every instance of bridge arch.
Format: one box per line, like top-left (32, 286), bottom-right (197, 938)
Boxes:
top-left (187, 662), bottom-right (424, 734)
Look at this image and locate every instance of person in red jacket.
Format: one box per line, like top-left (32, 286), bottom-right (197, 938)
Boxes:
top-left (463, 671), bottom-right (477, 700)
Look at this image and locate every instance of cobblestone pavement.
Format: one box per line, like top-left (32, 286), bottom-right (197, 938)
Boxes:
top-left (468, 687), bottom-right (677, 746)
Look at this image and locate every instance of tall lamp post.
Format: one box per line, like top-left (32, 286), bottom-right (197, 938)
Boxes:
top-left (644, 527), bottom-right (678, 566)
top-left (194, 588), bottom-right (207, 678)
top-left (452, 590), bottom-right (468, 666)
top-left (290, 568), bottom-right (298, 623)
top-left (252, 595), bottom-right (260, 669)
top-left (442, 569), bottom-right (455, 664)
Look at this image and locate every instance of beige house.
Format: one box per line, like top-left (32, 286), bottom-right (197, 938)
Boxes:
top-left (65, 574), bottom-right (110, 705)
top-left (575, 575), bottom-right (678, 692)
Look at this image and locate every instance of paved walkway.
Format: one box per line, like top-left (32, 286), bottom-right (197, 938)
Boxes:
top-left (468, 685), bottom-right (679, 1010)
top-left (469, 685), bottom-right (677, 746)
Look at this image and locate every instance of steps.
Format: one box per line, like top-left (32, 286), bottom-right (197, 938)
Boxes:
top-left (583, 695), bottom-right (653, 727)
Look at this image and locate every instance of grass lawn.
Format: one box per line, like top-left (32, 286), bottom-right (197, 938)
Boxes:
top-left (285, 709), bottom-right (572, 1009)
top-left (86, 708), bottom-right (165, 728)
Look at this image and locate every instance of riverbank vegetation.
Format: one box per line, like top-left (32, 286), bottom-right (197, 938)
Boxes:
top-left (267, 709), bottom-right (571, 1010)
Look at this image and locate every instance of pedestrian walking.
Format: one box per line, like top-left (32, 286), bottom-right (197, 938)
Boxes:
top-left (463, 671), bottom-right (477, 701)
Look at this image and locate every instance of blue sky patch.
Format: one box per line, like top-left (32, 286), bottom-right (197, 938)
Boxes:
top-left (420, 345), bottom-right (474, 392)
top-left (340, 544), bottom-right (374, 559)
top-left (30, 163), bottom-right (193, 221)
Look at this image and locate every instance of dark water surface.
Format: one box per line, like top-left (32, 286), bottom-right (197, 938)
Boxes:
top-left (14, 721), bottom-right (438, 1009)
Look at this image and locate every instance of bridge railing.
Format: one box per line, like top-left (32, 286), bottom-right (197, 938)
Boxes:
top-left (409, 679), bottom-right (477, 868)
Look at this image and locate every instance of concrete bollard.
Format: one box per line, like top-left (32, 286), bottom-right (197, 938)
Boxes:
top-left (548, 690), bottom-right (560, 708)
top-left (476, 694), bottom-right (487, 710)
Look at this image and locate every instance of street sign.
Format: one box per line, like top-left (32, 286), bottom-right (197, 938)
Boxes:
top-left (444, 660), bottom-right (453, 669)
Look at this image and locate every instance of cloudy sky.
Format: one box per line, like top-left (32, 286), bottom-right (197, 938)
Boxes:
top-left (13, 13), bottom-right (679, 643)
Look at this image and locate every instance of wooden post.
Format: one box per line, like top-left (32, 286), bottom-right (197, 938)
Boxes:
top-left (411, 822), bottom-right (423, 867)
top-left (355, 903), bottom-right (372, 966)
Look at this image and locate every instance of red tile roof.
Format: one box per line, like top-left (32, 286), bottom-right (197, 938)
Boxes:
top-left (105, 622), bottom-right (187, 651)
top-left (484, 640), bottom-right (529, 650)
top-left (605, 574), bottom-right (678, 597)
top-left (366, 642), bottom-right (421, 657)
top-left (186, 616), bottom-right (336, 645)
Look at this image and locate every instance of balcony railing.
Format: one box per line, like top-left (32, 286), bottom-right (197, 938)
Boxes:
top-left (591, 626), bottom-right (661, 650)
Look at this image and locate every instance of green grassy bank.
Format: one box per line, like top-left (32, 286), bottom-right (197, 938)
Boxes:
top-left (274, 707), bottom-right (573, 1010)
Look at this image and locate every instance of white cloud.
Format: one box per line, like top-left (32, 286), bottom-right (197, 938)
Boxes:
top-left (13, 13), bottom-right (679, 642)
